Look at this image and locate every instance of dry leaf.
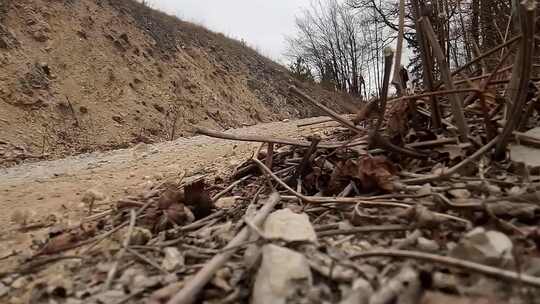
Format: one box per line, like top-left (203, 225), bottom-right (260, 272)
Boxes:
top-left (332, 156), bottom-right (397, 192)
top-left (184, 180), bottom-right (214, 218)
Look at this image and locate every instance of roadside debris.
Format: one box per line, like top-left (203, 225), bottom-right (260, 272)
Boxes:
top-left (4, 6), bottom-right (540, 302)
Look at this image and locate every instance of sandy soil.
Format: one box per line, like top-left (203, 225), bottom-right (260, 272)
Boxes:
top-left (0, 117), bottom-right (331, 256)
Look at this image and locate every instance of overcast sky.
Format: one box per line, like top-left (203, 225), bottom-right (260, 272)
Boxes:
top-left (149, 0), bottom-right (311, 63)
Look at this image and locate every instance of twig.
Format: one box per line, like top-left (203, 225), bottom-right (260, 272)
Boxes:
top-left (406, 137), bottom-right (458, 149)
top-left (374, 47), bottom-right (394, 132)
top-left (289, 86), bottom-right (364, 135)
top-left (318, 225), bottom-right (411, 237)
top-left (410, 0), bottom-right (441, 128)
top-left (494, 1), bottom-right (537, 158)
top-left (65, 96), bottom-right (80, 127)
top-left (292, 86), bottom-right (425, 158)
top-left (166, 192), bottom-right (281, 304)
top-left (293, 135), bottom-right (321, 182)
top-left (450, 35), bottom-right (521, 77)
top-left (422, 18), bottom-right (469, 141)
top-left (392, 230), bottom-right (422, 249)
top-left (211, 175), bottom-right (252, 202)
top-left (0, 251), bottom-right (17, 261)
top-left (126, 247), bottom-right (169, 274)
top-left (104, 209), bottom-right (136, 290)
top-left (114, 288), bottom-right (147, 304)
top-left (351, 249), bottom-right (540, 288)
top-left (193, 125), bottom-right (366, 149)
top-left (392, 0), bottom-right (406, 93)
top-left (265, 143), bottom-right (274, 170)
top-left (9, 255), bottom-right (82, 276)
top-left (297, 116), bottom-right (353, 127)
top-left (402, 136), bottom-right (499, 184)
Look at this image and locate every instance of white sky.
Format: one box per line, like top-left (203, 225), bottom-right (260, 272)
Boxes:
top-left (149, 0), bottom-right (312, 63)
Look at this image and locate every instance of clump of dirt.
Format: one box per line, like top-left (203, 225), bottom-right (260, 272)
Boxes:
top-left (0, 0), bottom-right (353, 166)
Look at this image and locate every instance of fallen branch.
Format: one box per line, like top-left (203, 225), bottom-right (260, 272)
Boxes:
top-left (289, 86), bottom-right (364, 135)
top-left (193, 125), bottom-right (367, 149)
top-left (402, 136), bottom-right (500, 184)
top-left (351, 249), bottom-right (540, 288)
top-left (211, 175), bottom-right (252, 202)
top-left (318, 225), bottom-right (411, 237)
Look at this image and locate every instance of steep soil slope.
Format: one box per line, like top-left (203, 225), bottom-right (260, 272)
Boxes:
top-left (0, 0), bottom-right (350, 164)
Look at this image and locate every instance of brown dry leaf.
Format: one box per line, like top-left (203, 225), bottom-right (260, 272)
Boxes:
top-left (386, 99), bottom-right (410, 136)
top-left (348, 156), bottom-right (397, 192)
top-left (166, 203), bottom-right (194, 225)
top-left (184, 180), bottom-right (214, 218)
top-left (39, 221), bottom-right (100, 255)
top-left (38, 232), bottom-right (81, 255)
top-left (158, 188), bottom-right (184, 210)
top-left (328, 156), bottom-right (397, 193)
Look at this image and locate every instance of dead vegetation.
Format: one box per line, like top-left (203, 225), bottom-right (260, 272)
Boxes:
top-left (3, 0), bottom-right (540, 303)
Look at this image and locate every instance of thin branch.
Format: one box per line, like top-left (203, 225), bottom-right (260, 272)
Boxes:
top-left (351, 249), bottom-right (540, 288)
top-left (104, 209), bottom-right (136, 290)
top-left (318, 225), bottom-right (411, 237)
top-left (402, 136), bottom-right (500, 184)
top-left (421, 17), bottom-right (469, 141)
top-left (193, 125), bottom-right (366, 149)
top-left (495, 1), bottom-right (537, 158)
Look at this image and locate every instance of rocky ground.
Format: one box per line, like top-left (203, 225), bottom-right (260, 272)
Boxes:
top-left (0, 0), bottom-right (352, 165)
top-left (0, 117), bottom-right (332, 255)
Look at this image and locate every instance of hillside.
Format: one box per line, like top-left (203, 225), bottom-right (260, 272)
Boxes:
top-left (0, 0), bottom-right (350, 164)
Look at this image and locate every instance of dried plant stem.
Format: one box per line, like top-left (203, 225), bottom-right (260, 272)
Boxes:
top-left (391, 0), bottom-right (406, 93)
top-left (450, 35), bottom-right (521, 77)
top-left (193, 125), bottom-right (366, 149)
top-left (373, 48), bottom-right (394, 132)
top-left (318, 225), bottom-right (411, 237)
top-left (104, 209), bottom-right (136, 290)
top-left (495, 1), bottom-right (536, 158)
top-left (402, 136), bottom-right (499, 184)
top-left (289, 86), bottom-right (364, 135)
top-left (422, 18), bottom-right (469, 140)
top-left (351, 249), bottom-right (540, 288)
top-left (290, 85), bottom-right (424, 158)
top-left (211, 175), bottom-right (252, 202)
top-left (410, 0), bottom-right (441, 128)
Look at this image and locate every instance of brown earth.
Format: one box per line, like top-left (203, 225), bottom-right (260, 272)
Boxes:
top-left (0, 0), bottom-right (353, 165)
top-left (0, 117), bottom-right (337, 258)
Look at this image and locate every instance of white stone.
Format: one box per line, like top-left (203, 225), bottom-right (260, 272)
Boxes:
top-left (450, 227), bottom-right (513, 267)
top-left (263, 209), bottom-right (317, 243)
top-left (162, 247), bottom-right (184, 272)
top-left (251, 244), bottom-right (312, 304)
top-left (215, 196), bottom-right (239, 209)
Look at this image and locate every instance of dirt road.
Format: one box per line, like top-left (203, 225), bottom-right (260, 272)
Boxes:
top-left (0, 118), bottom-right (330, 242)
